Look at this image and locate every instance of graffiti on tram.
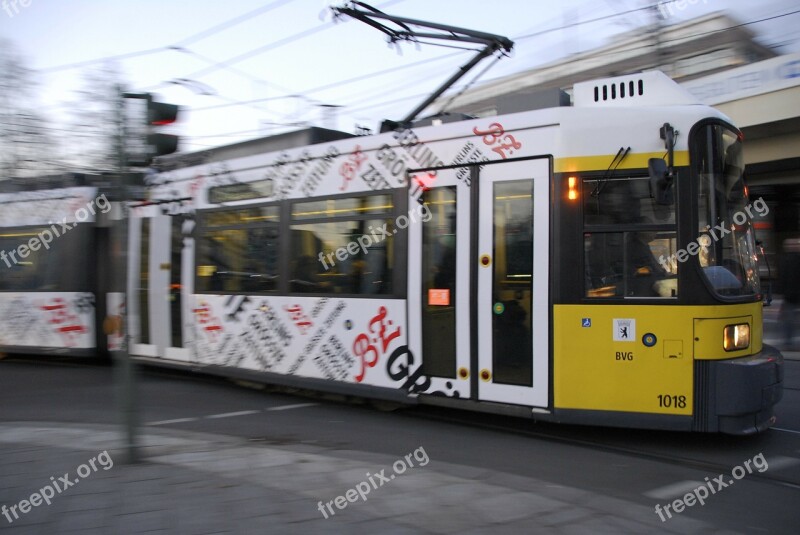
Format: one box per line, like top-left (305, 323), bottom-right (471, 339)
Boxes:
top-left (0, 292), bottom-right (94, 349)
top-left (184, 294), bottom-right (462, 396)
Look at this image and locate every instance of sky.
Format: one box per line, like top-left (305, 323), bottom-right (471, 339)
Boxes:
top-left (1, 0), bottom-right (799, 153)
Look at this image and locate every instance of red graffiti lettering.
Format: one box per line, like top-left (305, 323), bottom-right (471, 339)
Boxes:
top-left (473, 122), bottom-right (522, 160)
top-left (352, 306), bottom-right (402, 383)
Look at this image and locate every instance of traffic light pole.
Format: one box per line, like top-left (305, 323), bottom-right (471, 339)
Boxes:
top-left (109, 89), bottom-right (180, 464)
top-left (113, 84), bottom-right (140, 464)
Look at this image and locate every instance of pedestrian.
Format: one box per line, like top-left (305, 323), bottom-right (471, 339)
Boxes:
top-left (779, 237), bottom-right (800, 349)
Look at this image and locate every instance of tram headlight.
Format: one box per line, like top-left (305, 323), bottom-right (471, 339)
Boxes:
top-left (568, 176), bottom-right (578, 200)
top-left (723, 323), bottom-right (750, 351)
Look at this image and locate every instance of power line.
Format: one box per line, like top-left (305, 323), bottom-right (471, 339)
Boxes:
top-left (189, 49), bottom-right (464, 112)
top-left (35, 0), bottom-right (296, 74)
top-left (173, 0), bottom-right (294, 48)
top-left (658, 8), bottom-right (800, 45)
top-left (181, 24), bottom-right (337, 81)
top-left (515, 4), bottom-right (652, 41)
top-left (176, 0), bottom-right (405, 81)
top-left (163, 47), bottom-right (297, 94)
top-left (190, 94), bottom-right (308, 112)
top-left (182, 3), bottom-right (656, 115)
top-left (561, 8), bottom-right (800, 64)
top-left (185, 126), bottom-right (305, 139)
top-left (38, 47), bottom-right (170, 74)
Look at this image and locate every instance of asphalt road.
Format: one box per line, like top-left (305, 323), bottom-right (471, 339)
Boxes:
top-left (1, 353), bottom-right (799, 533)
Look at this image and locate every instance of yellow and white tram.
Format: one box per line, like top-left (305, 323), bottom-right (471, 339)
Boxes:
top-left (126, 70), bottom-right (782, 434)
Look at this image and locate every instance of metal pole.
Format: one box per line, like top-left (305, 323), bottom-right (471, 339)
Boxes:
top-left (113, 84), bottom-right (139, 464)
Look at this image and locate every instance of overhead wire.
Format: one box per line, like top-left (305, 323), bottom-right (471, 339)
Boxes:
top-left (370, 8), bottom-right (800, 102)
top-left (23, 2), bottom-right (800, 145)
top-left (172, 0), bottom-right (295, 48)
top-left (175, 0), bottom-right (405, 82)
top-left (553, 8), bottom-right (800, 65)
top-left (180, 3), bottom-right (660, 117)
top-left (36, 0), bottom-right (296, 74)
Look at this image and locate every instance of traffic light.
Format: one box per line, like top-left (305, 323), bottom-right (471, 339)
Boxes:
top-left (147, 98), bottom-right (179, 158)
top-left (123, 92), bottom-right (180, 167)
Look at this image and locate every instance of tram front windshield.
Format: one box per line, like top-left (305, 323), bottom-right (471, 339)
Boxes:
top-left (693, 123), bottom-right (759, 299)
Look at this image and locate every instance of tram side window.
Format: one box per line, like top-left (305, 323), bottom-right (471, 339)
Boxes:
top-left (196, 205), bottom-right (280, 294)
top-left (0, 225), bottom-right (92, 292)
top-left (582, 175), bottom-right (678, 298)
top-left (290, 194), bottom-right (394, 295)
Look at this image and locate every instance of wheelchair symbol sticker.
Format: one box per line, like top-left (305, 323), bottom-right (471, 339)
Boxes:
top-left (582, 318), bottom-right (591, 328)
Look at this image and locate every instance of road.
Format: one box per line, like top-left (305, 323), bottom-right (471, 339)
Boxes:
top-left (1, 348), bottom-right (799, 533)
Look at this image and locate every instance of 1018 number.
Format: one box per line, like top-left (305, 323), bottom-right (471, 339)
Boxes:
top-left (658, 394), bottom-right (687, 408)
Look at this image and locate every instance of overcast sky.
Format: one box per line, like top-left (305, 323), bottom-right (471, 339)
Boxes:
top-left (2, 0), bottom-right (799, 152)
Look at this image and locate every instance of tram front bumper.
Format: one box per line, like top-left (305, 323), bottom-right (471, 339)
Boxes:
top-left (695, 344), bottom-right (784, 434)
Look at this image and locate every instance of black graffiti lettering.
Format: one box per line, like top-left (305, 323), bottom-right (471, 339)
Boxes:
top-left (386, 345), bottom-right (413, 381)
top-left (73, 294), bottom-right (95, 314)
top-left (404, 368), bottom-right (432, 394)
top-left (386, 345), bottom-right (431, 393)
top-left (225, 296), bottom-right (251, 322)
top-left (323, 301), bottom-right (346, 329)
top-left (310, 298), bottom-right (329, 318)
top-left (360, 164), bottom-right (391, 191)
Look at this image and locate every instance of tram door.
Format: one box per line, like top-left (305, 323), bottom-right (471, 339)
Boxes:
top-left (476, 159), bottom-right (549, 407)
top-left (129, 211), bottom-right (192, 361)
top-left (407, 168), bottom-right (473, 399)
top-left (409, 158), bottom-right (549, 407)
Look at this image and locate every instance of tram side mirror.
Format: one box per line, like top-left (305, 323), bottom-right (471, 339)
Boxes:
top-left (648, 158), bottom-right (674, 206)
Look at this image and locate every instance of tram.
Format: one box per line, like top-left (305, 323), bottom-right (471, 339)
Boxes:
top-left (118, 70), bottom-right (782, 434)
top-left (0, 175), bottom-right (116, 356)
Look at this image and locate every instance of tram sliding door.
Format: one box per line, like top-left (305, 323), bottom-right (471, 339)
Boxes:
top-left (407, 168), bottom-right (473, 398)
top-left (408, 158), bottom-right (549, 406)
top-left (129, 211), bottom-right (191, 361)
top-left (476, 158), bottom-right (549, 407)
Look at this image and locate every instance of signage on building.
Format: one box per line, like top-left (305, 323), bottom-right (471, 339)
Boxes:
top-left (681, 52), bottom-right (800, 105)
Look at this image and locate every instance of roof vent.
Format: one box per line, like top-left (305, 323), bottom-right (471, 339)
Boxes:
top-left (573, 71), bottom-right (700, 107)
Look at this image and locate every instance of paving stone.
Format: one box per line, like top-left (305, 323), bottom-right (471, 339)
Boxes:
top-left (0, 422), bottom-right (737, 535)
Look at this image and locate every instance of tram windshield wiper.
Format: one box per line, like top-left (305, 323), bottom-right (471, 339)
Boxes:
top-left (591, 146), bottom-right (630, 197)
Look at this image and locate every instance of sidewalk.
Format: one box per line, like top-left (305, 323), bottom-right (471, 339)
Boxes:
top-left (0, 422), bottom-right (723, 534)
top-left (782, 350), bottom-right (800, 361)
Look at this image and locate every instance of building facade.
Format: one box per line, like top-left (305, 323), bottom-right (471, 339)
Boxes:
top-left (443, 11), bottom-right (799, 282)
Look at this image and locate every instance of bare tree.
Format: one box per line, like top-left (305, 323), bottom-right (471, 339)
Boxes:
top-left (66, 63), bottom-right (126, 172)
top-left (0, 41), bottom-right (63, 181)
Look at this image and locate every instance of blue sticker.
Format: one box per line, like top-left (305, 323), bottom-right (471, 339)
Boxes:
top-left (642, 333), bottom-right (657, 347)
top-left (344, 319), bottom-right (353, 330)
top-left (582, 318), bottom-right (592, 328)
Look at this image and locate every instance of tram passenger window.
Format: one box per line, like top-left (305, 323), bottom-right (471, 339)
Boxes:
top-left (290, 195), bottom-right (394, 295)
top-left (196, 206), bottom-right (279, 294)
top-left (0, 225), bottom-right (91, 292)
